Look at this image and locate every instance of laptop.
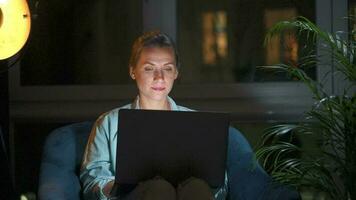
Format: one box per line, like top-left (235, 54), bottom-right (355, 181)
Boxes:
top-left (110, 109), bottom-right (230, 198)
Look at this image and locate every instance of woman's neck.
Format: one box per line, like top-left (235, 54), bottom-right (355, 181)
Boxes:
top-left (138, 96), bottom-right (171, 110)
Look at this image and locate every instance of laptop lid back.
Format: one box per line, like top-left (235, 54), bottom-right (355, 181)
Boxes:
top-left (116, 109), bottom-right (229, 188)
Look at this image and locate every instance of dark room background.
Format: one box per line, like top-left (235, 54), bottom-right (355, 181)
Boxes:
top-left (6, 0), bottom-right (352, 197)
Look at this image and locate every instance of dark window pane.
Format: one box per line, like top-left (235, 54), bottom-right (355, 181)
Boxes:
top-left (349, 0), bottom-right (356, 41)
top-left (177, 0), bottom-right (316, 83)
top-left (21, 0), bottom-right (142, 85)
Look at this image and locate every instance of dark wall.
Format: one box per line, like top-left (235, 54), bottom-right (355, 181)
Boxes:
top-left (0, 62), bottom-right (15, 199)
top-left (13, 122), bottom-right (66, 195)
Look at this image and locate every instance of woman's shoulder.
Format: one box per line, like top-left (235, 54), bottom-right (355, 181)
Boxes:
top-left (176, 105), bottom-right (195, 112)
top-left (96, 104), bottom-right (132, 123)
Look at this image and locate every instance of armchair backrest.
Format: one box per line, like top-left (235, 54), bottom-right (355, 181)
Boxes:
top-left (38, 121), bottom-right (93, 200)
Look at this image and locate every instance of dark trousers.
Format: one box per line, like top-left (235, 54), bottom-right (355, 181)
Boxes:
top-left (122, 177), bottom-right (214, 200)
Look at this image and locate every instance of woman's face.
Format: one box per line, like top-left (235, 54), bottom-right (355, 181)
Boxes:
top-left (130, 47), bottom-right (178, 104)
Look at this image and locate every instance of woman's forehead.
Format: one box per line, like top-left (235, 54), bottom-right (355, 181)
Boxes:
top-left (138, 47), bottom-right (176, 63)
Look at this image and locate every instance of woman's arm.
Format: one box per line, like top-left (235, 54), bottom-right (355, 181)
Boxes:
top-left (80, 115), bottom-right (116, 200)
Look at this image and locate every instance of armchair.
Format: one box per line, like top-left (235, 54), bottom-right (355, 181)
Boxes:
top-left (38, 122), bottom-right (300, 200)
top-left (38, 121), bottom-right (93, 200)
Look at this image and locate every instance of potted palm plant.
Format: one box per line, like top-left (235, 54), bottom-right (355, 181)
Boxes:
top-left (256, 16), bottom-right (356, 200)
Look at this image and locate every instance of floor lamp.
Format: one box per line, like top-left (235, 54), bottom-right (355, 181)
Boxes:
top-left (0, 0), bottom-right (31, 198)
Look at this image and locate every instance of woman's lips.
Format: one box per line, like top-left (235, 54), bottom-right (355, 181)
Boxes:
top-left (151, 87), bottom-right (165, 91)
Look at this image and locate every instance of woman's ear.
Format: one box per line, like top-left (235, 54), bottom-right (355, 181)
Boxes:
top-left (129, 67), bottom-right (135, 79)
top-left (174, 69), bottom-right (179, 79)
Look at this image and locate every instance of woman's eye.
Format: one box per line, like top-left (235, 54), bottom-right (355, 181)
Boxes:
top-left (144, 67), bottom-right (154, 71)
top-left (163, 67), bottom-right (174, 71)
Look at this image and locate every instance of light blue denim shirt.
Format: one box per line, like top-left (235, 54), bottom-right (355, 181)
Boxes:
top-left (80, 96), bottom-right (228, 200)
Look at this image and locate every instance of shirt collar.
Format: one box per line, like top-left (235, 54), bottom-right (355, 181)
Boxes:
top-left (131, 96), bottom-right (178, 111)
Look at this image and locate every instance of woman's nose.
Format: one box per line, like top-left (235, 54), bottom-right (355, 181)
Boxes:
top-left (153, 69), bottom-right (164, 80)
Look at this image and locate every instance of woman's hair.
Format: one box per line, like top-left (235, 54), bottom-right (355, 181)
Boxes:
top-left (129, 31), bottom-right (179, 69)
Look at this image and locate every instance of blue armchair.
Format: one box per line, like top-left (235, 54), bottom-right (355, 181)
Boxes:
top-left (38, 122), bottom-right (300, 200)
top-left (38, 121), bottom-right (93, 200)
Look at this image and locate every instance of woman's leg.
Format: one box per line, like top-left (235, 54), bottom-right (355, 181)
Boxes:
top-left (124, 177), bottom-right (176, 200)
top-left (177, 177), bottom-right (214, 200)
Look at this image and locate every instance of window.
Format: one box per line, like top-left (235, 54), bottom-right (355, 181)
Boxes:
top-left (201, 11), bottom-right (228, 66)
top-left (177, 0), bottom-right (315, 83)
top-left (21, 0), bottom-right (142, 85)
top-left (264, 8), bottom-right (298, 66)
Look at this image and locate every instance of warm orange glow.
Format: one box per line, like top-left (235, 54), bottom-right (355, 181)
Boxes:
top-left (202, 11), bottom-right (228, 65)
top-left (284, 33), bottom-right (298, 65)
top-left (216, 11), bottom-right (227, 58)
top-left (202, 12), bottom-right (216, 65)
top-left (265, 8), bottom-right (297, 65)
top-left (0, 8), bottom-right (3, 28)
top-left (0, 0), bottom-right (31, 60)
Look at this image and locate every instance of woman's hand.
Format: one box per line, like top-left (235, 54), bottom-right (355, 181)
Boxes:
top-left (103, 180), bottom-right (115, 197)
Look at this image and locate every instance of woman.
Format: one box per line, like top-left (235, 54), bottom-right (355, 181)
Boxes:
top-left (80, 31), bottom-right (222, 200)
top-left (80, 31), bottom-right (300, 200)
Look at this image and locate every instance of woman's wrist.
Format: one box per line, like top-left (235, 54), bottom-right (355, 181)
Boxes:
top-left (102, 180), bottom-right (115, 197)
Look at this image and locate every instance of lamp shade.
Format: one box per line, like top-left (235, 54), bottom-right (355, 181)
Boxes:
top-left (0, 0), bottom-right (31, 60)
